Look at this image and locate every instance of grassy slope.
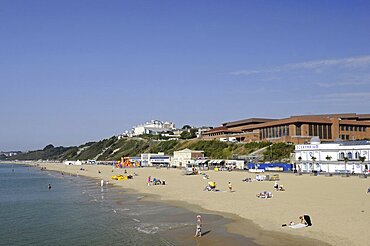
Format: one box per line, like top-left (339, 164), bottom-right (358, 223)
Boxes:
top-left (6, 138), bottom-right (294, 162)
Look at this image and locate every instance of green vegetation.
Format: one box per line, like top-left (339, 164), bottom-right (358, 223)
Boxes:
top-left (6, 138), bottom-right (295, 163)
top-left (244, 141), bottom-right (271, 155)
top-left (180, 129), bottom-right (197, 139)
top-left (7, 144), bottom-right (78, 161)
top-left (262, 142), bottom-right (295, 162)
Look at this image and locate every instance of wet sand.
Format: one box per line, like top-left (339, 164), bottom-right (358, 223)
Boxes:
top-left (7, 162), bottom-right (369, 246)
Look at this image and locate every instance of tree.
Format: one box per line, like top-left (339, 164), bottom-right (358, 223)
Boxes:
top-left (43, 144), bottom-right (55, 151)
top-left (180, 131), bottom-right (192, 139)
top-left (310, 156), bottom-right (317, 172)
top-left (359, 156), bottom-right (366, 172)
top-left (182, 125), bottom-right (192, 130)
top-left (180, 129), bottom-right (197, 139)
top-left (343, 157), bottom-right (349, 173)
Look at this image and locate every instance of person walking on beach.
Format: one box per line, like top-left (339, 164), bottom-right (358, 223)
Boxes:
top-left (194, 215), bottom-right (202, 237)
top-left (147, 176), bottom-right (151, 186)
top-left (228, 182), bottom-right (233, 192)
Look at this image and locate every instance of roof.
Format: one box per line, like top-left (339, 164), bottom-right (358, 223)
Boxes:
top-left (339, 140), bottom-right (370, 146)
top-left (291, 113), bottom-right (370, 121)
top-left (241, 114), bottom-right (370, 131)
top-left (222, 118), bottom-right (274, 128)
top-left (204, 126), bottom-right (243, 134)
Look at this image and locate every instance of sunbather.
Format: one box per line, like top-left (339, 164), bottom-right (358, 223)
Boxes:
top-left (256, 191), bottom-right (273, 198)
top-left (204, 181), bottom-right (216, 191)
top-left (278, 184), bottom-right (285, 191)
top-left (282, 214), bottom-right (312, 228)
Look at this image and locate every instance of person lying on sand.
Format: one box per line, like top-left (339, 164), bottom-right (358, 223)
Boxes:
top-left (256, 191), bottom-right (273, 198)
top-left (204, 181), bottom-right (216, 191)
top-left (282, 215), bottom-right (312, 227)
top-left (242, 177), bottom-right (252, 182)
top-left (278, 184), bottom-right (285, 191)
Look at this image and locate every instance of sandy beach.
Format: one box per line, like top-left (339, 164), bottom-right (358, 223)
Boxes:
top-left (13, 162), bottom-right (370, 246)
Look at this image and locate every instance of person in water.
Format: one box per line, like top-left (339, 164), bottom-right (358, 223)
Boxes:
top-left (194, 215), bottom-right (202, 237)
top-left (48, 184), bottom-right (52, 190)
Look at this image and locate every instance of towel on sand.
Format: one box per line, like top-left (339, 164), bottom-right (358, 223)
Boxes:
top-left (288, 223), bottom-right (308, 229)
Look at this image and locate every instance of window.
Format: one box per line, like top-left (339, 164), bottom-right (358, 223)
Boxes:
top-left (309, 124), bottom-right (313, 136)
top-left (345, 126), bottom-right (349, 131)
top-left (328, 125), bottom-right (332, 139)
top-left (348, 152), bottom-right (353, 159)
top-left (323, 125), bottom-right (327, 139)
top-left (313, 124), bottom-right (318, 136)
top-left (296, 124), bottom-right (301, 136)
top-left (318, 125), bottom-right (323, 139)
top-left (339, 152), bottom-right (345, 159)
top-left (355, 152), bottom-right (360, 159)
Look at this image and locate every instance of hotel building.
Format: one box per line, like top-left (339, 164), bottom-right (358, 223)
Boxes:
top-left (295, 139), bottom-right (369, 174)
top-left (202, 113), bottom-right (370, 144)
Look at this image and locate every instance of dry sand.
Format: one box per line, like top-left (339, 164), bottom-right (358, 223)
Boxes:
top-left (17, 163), bottom-right (370, 246)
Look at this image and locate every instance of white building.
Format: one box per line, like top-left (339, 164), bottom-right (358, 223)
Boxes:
top-left (173, 148), bottom-right (204, 167)
top-left (64, 160), bottom-right (82, 165)
top-left (295, 139), bottom-right (370, 174)
top-left (141, 152), bottom-right (171, 167)
top-left (132, 120), bottom-right (176, 136)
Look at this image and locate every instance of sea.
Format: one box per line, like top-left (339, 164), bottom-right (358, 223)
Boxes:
top-left (0, 164), bottom-right (254, 246)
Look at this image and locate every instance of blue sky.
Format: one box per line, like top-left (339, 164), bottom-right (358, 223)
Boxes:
top-left (1, 0), bottom-right (370, 151)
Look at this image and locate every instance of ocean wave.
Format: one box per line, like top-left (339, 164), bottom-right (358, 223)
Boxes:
top-left (136, 224), bottom-right (160, 234)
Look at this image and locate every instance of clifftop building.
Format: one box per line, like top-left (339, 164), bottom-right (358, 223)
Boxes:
top-left (132, 120), bottom-right (176, 136)
top-left (202, 113), bottom-right (370, 144)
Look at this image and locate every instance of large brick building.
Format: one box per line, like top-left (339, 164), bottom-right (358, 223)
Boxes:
top-left (202, 113), bottom-right (370, 144)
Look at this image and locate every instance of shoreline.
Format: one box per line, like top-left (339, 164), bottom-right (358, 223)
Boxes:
top-left (3, 161), bottom-right (369, 245)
